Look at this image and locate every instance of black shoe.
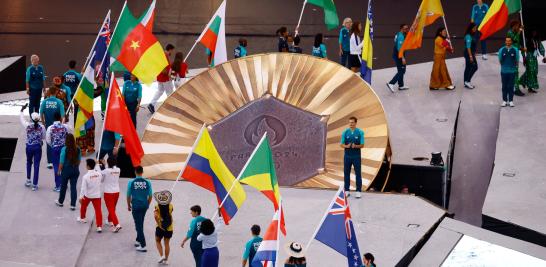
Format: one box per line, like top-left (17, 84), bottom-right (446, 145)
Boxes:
top-left (147, 105), bottom-right (155, 114)
top-left (528, 88), bottom-right (537, 93)
top-left (515, 89), bottom-right (525, 96)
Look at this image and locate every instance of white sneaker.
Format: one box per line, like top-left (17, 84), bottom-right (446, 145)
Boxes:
top-left (134, 241), bottom-right (141, 247)
top-left (501, 101), bottom-right (507, 107)
top-left (158, 257), bottom-right (165, 264)
top-left (77, 217), bottom-right (87, 223)
top-left (113, 225), bottom-right (122, 233)
top-left (356, 192), bottom-right (362, 199)
top-left (482, 54), bottom-right (488, 60)
top-left (135, 245), bottom-right (147, 252)
top-left (464, 82), bottom-right (475, 89)
top-left (399, 86), bottom-right (410, 90)
top-left (386, 83), bottom-right (395, 93)
top-left (162, 259), bottom-right (169, 265)
top-left (96, 227), bottom-right (102, 233)
top-left (509, 101), bottom-right (515, 107)
top-left (47, 163), bottom-right (53, 169)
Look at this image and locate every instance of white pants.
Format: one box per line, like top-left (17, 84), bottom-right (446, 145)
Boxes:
top-left (150, 81), bottom-right (174, 106)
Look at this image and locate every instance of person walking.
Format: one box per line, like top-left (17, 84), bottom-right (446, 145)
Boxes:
top-left (234, 38), bottom-right (248, 59)
top-left (26, 54), bottom-right (46, 115)
top-left (499, 36), bottom-right (520, 107)
top-left (148, 44), bottom-right (175, 114)
top-left (20, 104), bottom-right (45, 191)
top-left (284, 242), bottom-right (307, 267)
top-left (127, 166), bottom-right (153, 252)
top-left (197, 218), bottom-right (219, 267)
top-left (77, 159), bottom-right (103, 232)
top-left (520, 30), bottom-right (546, 93)
top-left (339, 18), bottom-right (352, 68)
top-left (507, 20), bottom-right (526, 96)
top-left (122, 74), bottom-right (142, 128)
top-left (312, 33), bottom-right (328, 59)
top-left (363, 253), bottom-right (376, 267)
top-left (62, 60), bottom-right (81, 103)
top-left (41, 86), bottom-right (65, 169)
top-left (100, 157), bottom-right (122, 232)
top-left (55, 133), bottom-right (81, 210)
top-left (171, 52), bottom-right (189, 88)
top-left (242, 224), bottom-right (262, 267)
top-left (340, 116), bottom-right (365, 198)
top-left (471, 0), bottom-right (489, 60)
top-left (52, 76), bottom-right (69, 112)
top-left (430, 27), bottom-right (455, 90)
top-left (46, 112), bottom-right (70, 191)
top-left (153, 190), bottom-right (174, 265)
top-left (98, 130), bottom-right (120, 160)
top-left (387, 24), bottom-right (410, 92)
top-left (349, 21), bottom-right (364, 73)
top-left (277, 27), bottom-right (289, 52)
top-left (463, 23), bottom-right (479, 89)
top-left (181, 205), bottom-right (206, 267)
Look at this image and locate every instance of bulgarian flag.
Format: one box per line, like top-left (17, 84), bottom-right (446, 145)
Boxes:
top-left (306, 0), bottom-right (340, 30)
top-left (104, 76), bottom-right (144, 166)
top-left (139, 0), bottom-right (156, 31)
top-left (478, 0), bottom-right (521, 40)
top-left (197, 0), bottom-right (227, 67)
top-left (238, 133), bottom-right (286, 235)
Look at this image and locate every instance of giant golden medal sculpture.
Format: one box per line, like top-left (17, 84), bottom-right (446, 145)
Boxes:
top-left (141, 53), bottom-right (389, 190)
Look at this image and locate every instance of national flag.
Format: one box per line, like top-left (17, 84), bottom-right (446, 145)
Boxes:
top-left (139, 0), bottom-right (156, 31)
top-left (307, 0), bottom-right (340, 30)
top-left (360, 0), bottom-right (374, 84)
top-left (478, 0), bottom-right (521, 40)
top-left (73, 12), bottom-right (111, 137)
top-left (197, 0), bottom-right (227, 67)
top-left (239, 133), bottom-right (286, 235)
top-left (103, 77), bottom-right (144, 166)
top-left (94, 12), bottom-right (111, 84)
top-left (251, 204), bottom-right (282, 267)
top-left (313, 188), bottom-right (363, 267)
top-left (181, 127), bottom-right (246, 224)
top-left (398, 0), bottom-right (444, 58)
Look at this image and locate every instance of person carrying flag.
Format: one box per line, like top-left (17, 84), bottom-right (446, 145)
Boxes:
top-left (148, 44), bottom-right (175, 114)
top-left (122, 74), bottom-right (142, 128)
top-left (507, 20), bottom-right (526, 96)
top-left (181, 205), bottom-right (206, 267)
top-left (387, 24), bottom-right (410, 92)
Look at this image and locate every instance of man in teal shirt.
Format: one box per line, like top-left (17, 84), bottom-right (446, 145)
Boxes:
top-left (62, 60), bottom-right (81, 101)
top-left (242, 224), bottom-right (263, 267)
top-left (387, 24), bottom-right (410, 92)
top-left (26, 54), bottom-right (46, 115)
top-left (122, 75), bottom-right (142, 128)
top-left (40, 87), bottom-right (65, 167)
top-left (340, 116), bottom-right (365, 198)
top-left (471, 0), bottom-right (489, 60)
top-left (181, 205), bottom-right (206, 267)
top-left (127, 166), bottom-right (153, 252)
top-left (499, 37), bottom-right (519, 107)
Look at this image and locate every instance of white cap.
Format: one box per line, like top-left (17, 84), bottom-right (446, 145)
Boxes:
top-left (31, 112), bottom-right (40, 122)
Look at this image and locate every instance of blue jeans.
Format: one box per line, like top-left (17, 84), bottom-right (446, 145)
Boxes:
top-left (340, 50), bottom-right (350, 68)
top-left (51, 146), bottom-right (63, 188)
top-left (344, 156), bottom-right (362, 192)
top-left (26, 144), bottom-right (42, 185)
top-left (501, 72), bottom-right (516, 102)
top-left (58, 164), bottom-right (79, 207)
top-left (132, 208), bottom-right (148, 247)
top-left (389, 57), bottom-right (406, 87)
top-left (201, 247), bottom-right (219, 267)
top-left (476, 31), bottom-right (487, 55)
top-left (28, 88), bottom-right (42, 116)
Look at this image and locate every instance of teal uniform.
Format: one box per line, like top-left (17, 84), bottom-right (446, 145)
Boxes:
top-left (122, 80), bottom-right (142, 128)
top-left (39, 96), bottom-right (65, 127)
top-left (127, 176), bottom-right (152, 248)
top-left (62, 70), bottom-right (81, 100)
top-left (341, 128), bottom-right (365, 192)
top-left (26, 64), bottom-right (46, 115)
top-left (187, 215), bottom-right (206, 266)
top-left (312, 44), bottom-right (327, 58)
top-left (234, 45), bottom-right (247, 58)
top-left (243, 236), bottom-right (263, 265)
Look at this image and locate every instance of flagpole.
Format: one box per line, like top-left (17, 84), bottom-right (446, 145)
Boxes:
top-left (519, 10), bottom-right (527, 50)
top-left (305, 186), bottom-right (343, 251)
top-left (169, 124), bottom-right (206, 192)
top-left (294, 0), bottom-right (307, 37)
top-left (441, 16), bottom-right (453, 50)
top-left (183, 41), bottom-right (199, 63)
top-left (95, 73), bottom-right (117, 161)
top-left (65, 10), bottom-right (111, 116)
top-left (275, 198), bottom-right (282, 266)
top-left (211, 132), bottom-right (268, 220)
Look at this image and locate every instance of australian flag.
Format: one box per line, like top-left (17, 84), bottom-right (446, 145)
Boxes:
top-left (314, 188), bottom-right (363, 267)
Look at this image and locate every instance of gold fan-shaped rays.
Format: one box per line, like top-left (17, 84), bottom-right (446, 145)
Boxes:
top-left (141, 53), bottom-right (389, 190)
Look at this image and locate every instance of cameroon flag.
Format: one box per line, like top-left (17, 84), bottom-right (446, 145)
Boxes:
top-left (239, 133), bottom-right (286, 235)
top-left (478, 0), bottom-right (521, 40)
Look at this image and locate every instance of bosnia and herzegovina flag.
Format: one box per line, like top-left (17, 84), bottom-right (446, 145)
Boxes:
top-left (239, 133), bottom-right (286, 235)
top-left (108, 1), bottom-right (166, 83)
top-left (197, 0), bottom-right (227, 67)
top-left (360, 0), bottom-right (374, 84)
top-left (478, 0), bottom-right (521, 40)
top-left (181, 127), bottom-right (246, 225)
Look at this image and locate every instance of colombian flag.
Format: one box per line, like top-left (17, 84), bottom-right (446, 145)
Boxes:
top-left (360, 0), bottom-right (373, 84)
top-left (181, 127), bottom-right (246, 224)
top-left (239, 134), bottom-right (286, 235)
top-left (478, 0), bottom-right (521, 40)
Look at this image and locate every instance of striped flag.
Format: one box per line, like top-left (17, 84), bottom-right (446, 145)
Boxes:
top-left (360, 0), bottom-right (374, 84)
top-left (398, 0), bottom-right (444, 58)
top-left (252, 203), bottom-right (282, 267)
top-left (139, 0), bottom-right (156, 31)
top-left (197, 0), bottom-right (227, 67)
top-left (478, 0), bottom-right (521, 40)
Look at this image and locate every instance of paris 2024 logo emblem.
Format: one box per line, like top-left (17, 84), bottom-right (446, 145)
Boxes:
top-left (243, 115), bottom-right (286, 147)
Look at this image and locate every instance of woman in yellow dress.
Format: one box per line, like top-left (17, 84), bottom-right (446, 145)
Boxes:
top-left (430, 27), bottom-right (455, 90)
